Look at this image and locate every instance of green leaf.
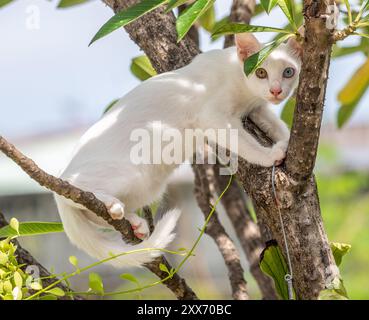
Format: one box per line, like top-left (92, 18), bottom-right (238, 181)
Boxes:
top-left (30, 282), bottom-right (43, 291)
top-left (103, 99), bottom-right (119, 114)
top-left (337, 103), bottom-right (357, 128)
top-left (176, 0), bottom-right (215, 42)
top-left (9, 218), bottom-right (19, 234)
top-left (330, 242), bottom-right (351, 266)
top-left (355, 0), bottom-right (369, 22)
top-left (165, 0), bottom-right (188, 12)
top-left (332, 44), bottom-right (363, 58)
top-left (89, 272), bottom-right (104, 295)
top-left (319, 272), bottom-right (349, 300)
top-left (244, 33), bottom-right (293, 75)
top-left (260, 0), bottom-right (278, 14)
top-left (3, 280), bottom-right (12, 293)
top-left (198, 3), bottom-right (215, 32)
top-left (120, 273), bottom-right (140, 286)
top-left (354, 32), bottom-right (369, 39)
top-left (0, 251), bottom-right (8, 265)
top-left (212, 22), bottom-right (290, 38)
top-left (343, 0), bottom-right (352, 24)
top-left (68, 256), bottom-right (79, 269)
top-left (0, 222), bottom-right (64, 238)
top-left (45, 287), bottom-right (65, 297)
top-left (259, 240), bottom-right (295, 300)
top-left (0, 0), bottom-right (13, 8)
top-left (89, 0), bottom-right (168, 46)
top-left (13, 271), bottom-right (23, 288)
top-left (318, 289), bottom-right (349, 300)
top-left (57, 0), bottom-right (89, 8)
top-left (281, 95), bottom-right (295, 128)
top-left (337, 58), bottom-right (369, 127)
top-left (210, 17), bottom-right (230, 41)
top-left (159, 263), bottom-right (170, 275)
top-left (277, 0), bottom-right (296, 29)
top-left (130, 55), bottom-right (157, 81)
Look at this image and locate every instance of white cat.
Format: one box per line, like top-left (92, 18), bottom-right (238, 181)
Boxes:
top-left (55, 33), bottom-right (302, 268)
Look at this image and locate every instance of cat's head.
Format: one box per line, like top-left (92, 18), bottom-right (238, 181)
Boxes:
top-left (235, 33), bottom-right (302, 105)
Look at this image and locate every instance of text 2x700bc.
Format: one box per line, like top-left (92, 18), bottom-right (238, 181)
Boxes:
top-left (137, 304), bottom-right (232, 317)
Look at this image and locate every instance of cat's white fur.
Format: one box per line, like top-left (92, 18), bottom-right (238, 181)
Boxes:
top-left (55, 33), bottom-right (302, 268)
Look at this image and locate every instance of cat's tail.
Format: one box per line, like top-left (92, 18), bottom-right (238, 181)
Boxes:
top-left (54, 195), bottom-right (181, 268)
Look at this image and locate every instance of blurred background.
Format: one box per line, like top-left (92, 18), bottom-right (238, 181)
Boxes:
top-left (0, 0), bottom-right (368, 299)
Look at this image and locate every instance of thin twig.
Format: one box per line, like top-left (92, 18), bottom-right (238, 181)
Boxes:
top-left (193, 162), bottom-right (249, 300)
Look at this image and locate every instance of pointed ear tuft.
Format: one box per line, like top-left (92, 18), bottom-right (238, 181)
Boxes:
top-left (235, 33), bottom-right (261, 61)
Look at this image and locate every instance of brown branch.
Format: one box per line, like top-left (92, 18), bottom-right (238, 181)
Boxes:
top-left (142, 207), bottom-right (198, 300)
top-left (0, 135), bottom-right (137, 244)
top-left (0, 211), bottom-right (84, 300)
top-left (193, 163), bottom-right (249, 300)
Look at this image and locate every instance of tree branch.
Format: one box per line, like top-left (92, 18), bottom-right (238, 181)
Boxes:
top-left (0, 135), bottom-right (137, 243)
top-left (0, 132), bottom-right (197, 300)
top-left (193, 162), bottom-right (249, 300)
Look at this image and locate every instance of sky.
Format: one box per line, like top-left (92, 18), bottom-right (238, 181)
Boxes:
top-left (0, 0), bottom-right (368, 140)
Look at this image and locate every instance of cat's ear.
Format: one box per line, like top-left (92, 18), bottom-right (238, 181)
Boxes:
top-left (235, 33), bottom-right (261, 61)
top-left (286, 27), bottom-right (304, 58)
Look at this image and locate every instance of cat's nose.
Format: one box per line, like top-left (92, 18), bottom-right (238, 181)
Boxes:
top-left (270, 88), bottom-right (282, 97)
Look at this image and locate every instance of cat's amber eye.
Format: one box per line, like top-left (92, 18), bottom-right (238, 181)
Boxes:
top-left (283, 67), bottom-right (295, 78)
top-left (255, 68), bottom-right (267, 79)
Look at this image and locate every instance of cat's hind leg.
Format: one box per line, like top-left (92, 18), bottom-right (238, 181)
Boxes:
top-left (125, 213), bottom-right (150, 240)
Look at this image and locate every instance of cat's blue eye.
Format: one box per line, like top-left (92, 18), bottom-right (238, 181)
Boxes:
top-left (283, 67), bottom-right (295, 78)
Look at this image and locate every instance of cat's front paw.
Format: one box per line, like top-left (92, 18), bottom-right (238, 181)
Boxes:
top-left (269, 144), bottom-right (287, 166)
top-left (274, 140), bottom-right (289, 152)
top-left (106, 200), bottom-right (125, 220)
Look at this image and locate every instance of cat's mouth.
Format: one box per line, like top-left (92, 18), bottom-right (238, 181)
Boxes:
top-left (268, 97), bottom-right (283, 104)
